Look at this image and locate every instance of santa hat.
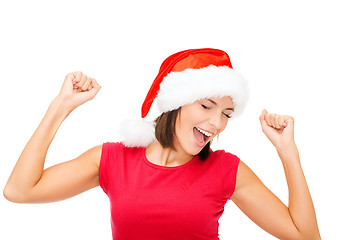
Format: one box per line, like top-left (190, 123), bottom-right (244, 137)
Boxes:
top-left (119, 48), bottom-right (249, 147)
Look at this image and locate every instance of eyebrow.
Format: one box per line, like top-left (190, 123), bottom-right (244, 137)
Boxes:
top-left (206, 99), bottom-right (235, 111)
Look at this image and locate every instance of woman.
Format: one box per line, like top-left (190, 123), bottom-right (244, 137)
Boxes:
top-left (3, 48), bottom-right (320, 239)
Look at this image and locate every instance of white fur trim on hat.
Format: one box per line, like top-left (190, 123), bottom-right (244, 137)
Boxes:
top-left (156, 65), bottom-right (249, 118)
top-left (119, 119), bottom-right (156, 147)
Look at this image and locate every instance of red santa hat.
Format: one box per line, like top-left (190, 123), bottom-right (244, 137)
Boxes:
top-left (119, 48), bottom-right (249, 147)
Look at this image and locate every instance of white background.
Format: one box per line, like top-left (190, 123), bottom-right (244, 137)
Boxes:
top-left (1, 0), bottom-right (340, 239)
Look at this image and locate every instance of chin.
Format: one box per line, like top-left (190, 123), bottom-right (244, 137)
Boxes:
top-left (175, 134), bottom-right (208, 157)
top-left (184, 143), bottom-right (205, 156)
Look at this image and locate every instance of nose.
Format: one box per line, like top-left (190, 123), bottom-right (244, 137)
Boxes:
top-left (208, 111), bottom-right (224, 130)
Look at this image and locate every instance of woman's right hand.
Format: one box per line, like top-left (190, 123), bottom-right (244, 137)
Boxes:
top-left (56, 71), bottom-right (101, 113)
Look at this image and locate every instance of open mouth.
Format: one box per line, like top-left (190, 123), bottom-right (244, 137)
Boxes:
top-left (193, 127), bottom-right (212, 145)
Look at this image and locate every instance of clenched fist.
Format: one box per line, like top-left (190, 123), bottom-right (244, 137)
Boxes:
top-left (259, 109), bottom-right (296, 152)
top-left (57, 71), bottom-right (101, 112)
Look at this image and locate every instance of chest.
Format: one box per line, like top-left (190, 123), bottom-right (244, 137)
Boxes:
top-left (108, 168), bottom-right (227, 229)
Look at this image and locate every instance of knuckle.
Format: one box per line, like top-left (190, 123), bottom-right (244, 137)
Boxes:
top-left (66, 72), bottom-right (74, 80)
top-left (76, 71), bottom-right (83, 78)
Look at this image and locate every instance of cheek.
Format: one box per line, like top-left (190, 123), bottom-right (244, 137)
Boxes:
top-left (175, 114), bottom-right (194, 141)
top-left (175, 115), bottom-right (187, 141)
top-left (177, 110), bottom-right (194, 129)
top-left (176, 117), bottom-right (191, 137)
top-left (182, 106), bottom-right (203, 124)
top-left (220, 120), bottom-right (229, 132)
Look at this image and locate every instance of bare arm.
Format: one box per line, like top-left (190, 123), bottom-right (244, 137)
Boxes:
top-left (231, 110), bottom-right (321, 240)
top-left (3, 72), bottom-right (101, 203)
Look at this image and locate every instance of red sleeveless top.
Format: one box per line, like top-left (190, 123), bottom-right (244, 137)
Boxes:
top-left (99, 142), bottom-right (240, 240)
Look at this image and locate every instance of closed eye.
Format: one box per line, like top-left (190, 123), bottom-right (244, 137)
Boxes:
top-left (223, 113), bottom-right (231, 118)
top-left (202, 104), bottom-right (231, 118)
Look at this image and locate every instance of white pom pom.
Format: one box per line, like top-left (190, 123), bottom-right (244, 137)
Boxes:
top-left (119, 119), bottom-right (156, 148)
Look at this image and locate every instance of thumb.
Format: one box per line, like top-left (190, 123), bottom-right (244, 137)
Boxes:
top-left (259, 109), bottom-right (274, 133)
top-left (260, 109), bottom-right (267, 119)
top-left (259, 109), bottom-right (267, 125)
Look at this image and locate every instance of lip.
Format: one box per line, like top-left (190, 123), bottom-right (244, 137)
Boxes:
top-left (193, 127), bottom-right (212, 148)
top-left (195, 127), bottom-right (215, 136)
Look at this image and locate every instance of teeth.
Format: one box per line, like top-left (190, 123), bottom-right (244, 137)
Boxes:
top-left (195, 127), bottom-right (213, 137)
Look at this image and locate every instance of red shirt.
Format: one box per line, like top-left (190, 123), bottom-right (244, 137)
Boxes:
top-left (99, 142), bottom-right (240, 240)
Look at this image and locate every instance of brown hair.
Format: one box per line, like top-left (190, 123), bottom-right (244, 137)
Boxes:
top-left (154, 108), bottom-right (211, 160)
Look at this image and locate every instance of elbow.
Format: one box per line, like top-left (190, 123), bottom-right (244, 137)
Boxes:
top-left (3, 184), bottom-right (30, 203)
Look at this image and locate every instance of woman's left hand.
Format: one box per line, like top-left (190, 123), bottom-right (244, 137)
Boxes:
top-left (259, 109), bottom-right (296, 152)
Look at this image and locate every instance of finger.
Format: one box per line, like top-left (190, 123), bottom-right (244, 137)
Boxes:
top-left (279, 115), bottom-right (288, 129)
top-left (286, 116), bottom-right (295, 130)
top-left (76, 73), bottom-right (87, 89)
top-left (259, 109), bottom-right (269, 130)
top-left (273, 114), bottom-right (281, 129)
top-left (69, 71), bottom-right (80, 78)
top-left (65, 71), bottom-right (80, 84)
top-left (65, 73), bottom-right (75, 82)
top-left (91, 79), bottom-right (101, 90)
top-left (69, 72), bottom-right (78, 85)
top-left (81, 76), bottom-right (92, 91)
top-left (266, 113), bottom-right (279, 129)
top-left (259, 109), bottom-right (266, 124)
top-left (87, 79), bottom-right (101, 99)
top-left (88, 78), bottom-right (97, 90)
top-left (283, 115), bottom-right (294, 128)
top-left (72, 71), bottom-right (82, 84)
top-left (63, 72), bottom-right (80, 91)
top-left (269, 114), bottom-right (275, 128)
top-left (261, 109), bottom-right (267, 119)
top-left (87, 81), bottom-right (93, 91)
top-left (259, 109), bottom-right (267, 120)
top-left (264, 112), bottom-right (273, 127)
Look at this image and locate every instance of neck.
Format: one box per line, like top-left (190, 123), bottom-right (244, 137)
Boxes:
top-left (145, 140), bottom-right (194, 167)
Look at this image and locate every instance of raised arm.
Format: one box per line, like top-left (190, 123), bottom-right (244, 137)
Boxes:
top-left (231, 110), bottom-right (321, 240)
top-left (3, 72), bottom-right (101, 203)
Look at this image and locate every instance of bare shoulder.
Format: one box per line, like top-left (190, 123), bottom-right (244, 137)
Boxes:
top-left (79, 144), bottom-right (103, 169)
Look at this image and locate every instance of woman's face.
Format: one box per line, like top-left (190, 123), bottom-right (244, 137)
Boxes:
top-left (174, 96), bottom-right (234, 156)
